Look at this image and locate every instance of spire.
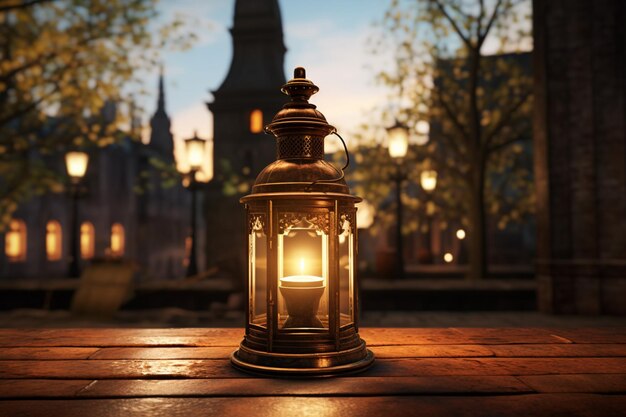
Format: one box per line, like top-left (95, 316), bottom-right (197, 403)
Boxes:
top-left (149, 68), bottom-right (174, 159)
top-left (157, 65), bottom-right (165, 114)
top-left (215, 0), bottom-right (286, 93)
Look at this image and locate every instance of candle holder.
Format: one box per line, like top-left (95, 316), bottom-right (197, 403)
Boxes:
top-left (231, 67), bottom-right (374, 377)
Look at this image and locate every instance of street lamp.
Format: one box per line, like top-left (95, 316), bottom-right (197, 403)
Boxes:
top-left (418, 169), bottom-right (437, 264)
top-left (65, 151), bottom-right (89, 278)
top-left (387, 120), bottom-right (409, 279)
top-left (184, 132), bottom-right (206, 277)
top-left (231, 67), bottom-right (374, 376)
top-left (420, 169), bottom-right (437, 192)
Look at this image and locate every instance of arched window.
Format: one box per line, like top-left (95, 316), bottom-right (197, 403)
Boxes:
top-left (5, 219), bottom-right (27, 262)
top-left (80, 222), bottom-right (95, 260)
top-left (110, 223), bottom-right (125, 257)
top-left (45, 220), bottom-right (62, 261)
top-left (249, 109), bottom-right (263, 133)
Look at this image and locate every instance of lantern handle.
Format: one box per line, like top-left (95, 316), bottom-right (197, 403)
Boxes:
top-left (306, 131), bottom-right (350, 191)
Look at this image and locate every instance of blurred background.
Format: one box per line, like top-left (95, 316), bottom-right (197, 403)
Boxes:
top-left (0, 0), bottom-right (624, 328)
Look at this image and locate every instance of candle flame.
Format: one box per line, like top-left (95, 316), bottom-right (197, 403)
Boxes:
top-left (299, 258), bottom-right (305, 274)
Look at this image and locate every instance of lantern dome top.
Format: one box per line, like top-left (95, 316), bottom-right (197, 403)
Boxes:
top-left (264, 67), bottom-right (335, 139)
top-left (246, 67), bottom-right (355, 197)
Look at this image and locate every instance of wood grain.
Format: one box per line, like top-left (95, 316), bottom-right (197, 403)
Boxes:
top-left (1, 395), bottom-right (625, 417)
top-left (0, 328), bottom-right (624, 417)
top-left (2, 357), bottom-right (626, 379)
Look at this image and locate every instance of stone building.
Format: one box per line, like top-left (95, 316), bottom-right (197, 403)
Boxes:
top-left (204, 0), bottom-right (286, 284)
top-left (0, 74), bottom-right (194, 281)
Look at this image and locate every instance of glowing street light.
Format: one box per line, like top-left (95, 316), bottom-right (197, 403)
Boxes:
top-left (64, 151), bottom-right (89, 278)
top-left (387, 120), bottom-right (409, 279)
top-left (443, 252), bottom-right (454, 263)
top-left (420, 169), bottom-right (437, 192)
top-left (183, 132), bottom-right (207, 277)
top-left (456, 229), bottom-right (466, 240)
top-left (65, 151), bottom-right (89, 181)
top-left (184, 131), bottom-right (206, 171)
top-left (387, 121), bottom-right (409, 159)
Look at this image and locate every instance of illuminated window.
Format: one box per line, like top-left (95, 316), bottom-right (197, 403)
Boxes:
top-left (80, 222), bottom-right (95, 259)
top-left (110, 223), bottom-right (125, 257)
top-left (5, 219), bottom-right (26, 262)
top-left (249, 109), bottom-right (263, 133)
top-left (45, 220), bottom-right (62, 261)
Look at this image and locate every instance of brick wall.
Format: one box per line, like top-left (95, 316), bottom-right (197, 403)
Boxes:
top-left (534, 0), bottom-right (626, 314)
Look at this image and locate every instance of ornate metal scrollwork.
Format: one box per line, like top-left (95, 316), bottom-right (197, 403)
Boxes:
top-left (278, 212), bottom-right (330, 235)
top-left (248, 213), bottom-right (267, 234)
top-left (339, 211), bottom-right (355, 235)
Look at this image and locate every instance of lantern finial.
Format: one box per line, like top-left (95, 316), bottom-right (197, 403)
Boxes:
top-left (294, 66), bottom-right (306, 78)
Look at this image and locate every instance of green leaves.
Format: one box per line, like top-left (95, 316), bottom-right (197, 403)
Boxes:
top-left (352, 0), bottom-right (533, 241)
top-left (0, 0), bottom-right (197, 227)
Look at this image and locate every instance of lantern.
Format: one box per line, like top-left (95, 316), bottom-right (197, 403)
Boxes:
top-left (231, 67), bottom-right (374, 376)
top-left (65, 151), bottom-right (89, 182)
top-left (387, 120), bottom-right (409, 159)
top-left (184, 132), bottom-right (206, 172)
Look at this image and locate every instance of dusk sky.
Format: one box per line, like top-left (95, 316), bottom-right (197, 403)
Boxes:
top-left (145, 0), bottom-right (390, 175)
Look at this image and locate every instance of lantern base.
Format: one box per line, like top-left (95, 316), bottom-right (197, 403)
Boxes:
top-left (231, 341), bottom-right (375, 377)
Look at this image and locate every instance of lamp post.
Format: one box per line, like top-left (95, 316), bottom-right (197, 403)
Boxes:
top-left (387, 120), bottom-right (409, 279)
top-left (419, 169), bottom-right (437, 264)
top-left (231, 67), bottom-right (374, 376)
top-left (184, 132), bottom-right (206, 277)
top-left (64, 151), bottom-right (89, 278)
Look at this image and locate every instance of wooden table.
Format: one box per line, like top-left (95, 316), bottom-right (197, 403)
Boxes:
top-left (1, 328), bottom-right (625, 416)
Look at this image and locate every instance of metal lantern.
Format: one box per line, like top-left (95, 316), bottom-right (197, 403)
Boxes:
top-left (231, 67), bottom-right (375, 376)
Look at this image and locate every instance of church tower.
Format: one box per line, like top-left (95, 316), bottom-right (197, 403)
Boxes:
top-left (205, 0), bottom-right (286, 281)
top-left (149, 70), bottom-right (174, 161)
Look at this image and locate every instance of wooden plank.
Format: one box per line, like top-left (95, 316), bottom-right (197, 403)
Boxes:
top-left (549, 328), bottom-right (626, 344)
top-left (518, 374), bottom-right (626, 393)
top-left (365, 357), bottom-right (626, 377)
top-left (371, 345), bottom-right (494, 358)
top-left (2, 358), bottom-right (626, 379)
top-left (451, 328), bottom-right (574, 344)
top-left (0, 359), bottom-right (240, 379)
top-left (490, 344), bottom-right (626, 358)
top-left (0, 328), bottom-right (242, 348)
top-left (87, 345), bottom-right (493, 360)
top-left (72, 376), bottom-right (531, 398)
top-left (1, 328), bottom-right (619, 347)
top-left (0, 347), bottom-right (99, 360)
top-left (359, 328), bottom-right (467, 345)
top-left (360, 328), bottom-right (570, 345)
top-left (0, 379), bottom-right (93, 398)
top-left (1, 395), bottom-right (625, 417)
top-left (88, 347), bottom-right (235, 360)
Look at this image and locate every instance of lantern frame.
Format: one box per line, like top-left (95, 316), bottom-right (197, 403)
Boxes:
top-left (231, 67), bottom-right (374, 376)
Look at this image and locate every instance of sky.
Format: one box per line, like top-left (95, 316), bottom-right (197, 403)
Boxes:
top-left (141, 0), bottom-right (391, 176)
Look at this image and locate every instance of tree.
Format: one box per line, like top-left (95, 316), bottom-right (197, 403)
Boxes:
top-left (0, 0), bottom-right (195, 228)
top-left (353, 0), bottom-right (533, 280)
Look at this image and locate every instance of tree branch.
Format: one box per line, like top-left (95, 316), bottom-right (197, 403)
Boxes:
top-left (483, 89), bottom-right (531, 149)
top-left (487, 128), bottom-right (530, 155)
top-left (435, 88), bottom-right (471, 144)
top-left (431, 0), bottom-right (471, 47)
top-left (0, 0), bottom-right (54, 13)
top-left (478, 0), bottom-right (503, 44)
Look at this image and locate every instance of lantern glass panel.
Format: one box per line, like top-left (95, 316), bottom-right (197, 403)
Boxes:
top-left (338, 214), bottom-right (354, 327)
top-left (277, 213), bottom-right (329, 330)
top-left (249, 215), bottom-right (267, 327)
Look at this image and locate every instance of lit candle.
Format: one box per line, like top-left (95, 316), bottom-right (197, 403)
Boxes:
top-left (280, 258), bottom-right (324, 288)
top-left (279, 258), bottom-right (325, 328)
